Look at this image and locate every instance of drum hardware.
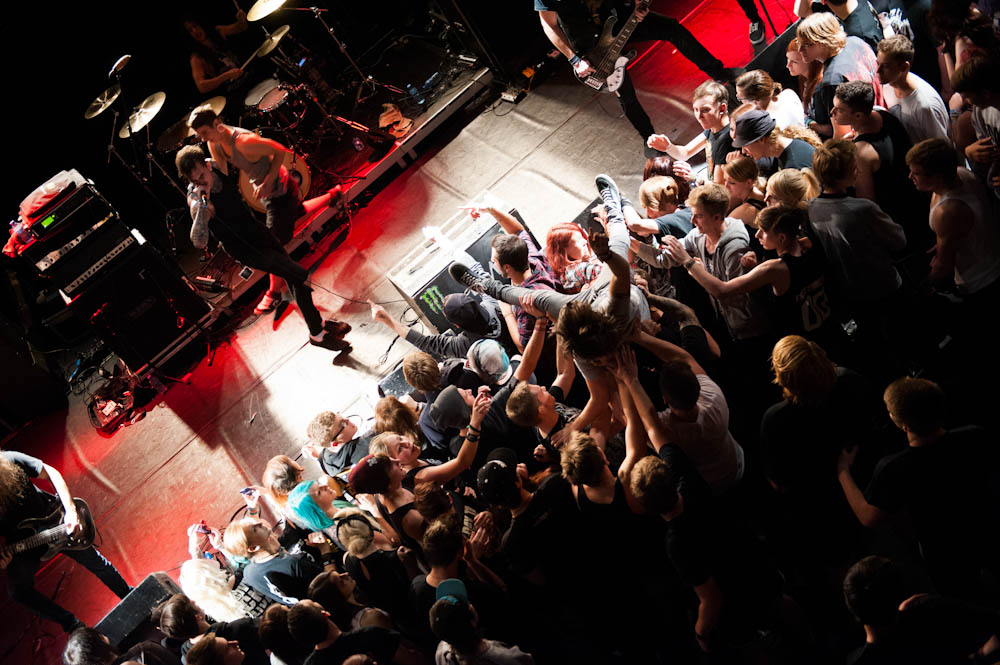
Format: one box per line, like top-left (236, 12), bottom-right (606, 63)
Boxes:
top-left (253, 24), bottom-right (290, 58)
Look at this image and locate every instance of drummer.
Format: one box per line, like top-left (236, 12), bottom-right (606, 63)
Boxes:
top-left (183, 11), bottom-right (249, 95)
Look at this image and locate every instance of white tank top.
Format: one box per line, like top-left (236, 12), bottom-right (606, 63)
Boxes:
top-left (930, 168), bottom-right (1000, 294)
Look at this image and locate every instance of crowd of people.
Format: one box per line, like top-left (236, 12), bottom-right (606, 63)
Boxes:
top-left (36, 0), bottom-right (1000, 664)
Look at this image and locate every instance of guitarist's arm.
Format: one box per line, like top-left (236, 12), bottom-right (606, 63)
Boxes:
top-left (538, 11), bottom-right (595, 76)
top-left (39, 464), bottom-right (83, 537)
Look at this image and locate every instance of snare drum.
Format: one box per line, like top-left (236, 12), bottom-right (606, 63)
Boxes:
top-left (245, 79), bottom-right (281, 108)
top-left (257, 85), bottom-right (307, 130)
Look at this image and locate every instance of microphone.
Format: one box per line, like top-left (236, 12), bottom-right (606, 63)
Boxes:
top-left (200, 191), bottom-right (210, 208)
top-left (108, 54), bottom-right (131, 79)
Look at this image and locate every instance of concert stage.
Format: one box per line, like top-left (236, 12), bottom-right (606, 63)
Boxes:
top-left (1, 0), bottom-right (795, 661)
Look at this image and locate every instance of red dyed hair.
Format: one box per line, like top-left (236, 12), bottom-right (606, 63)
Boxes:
top-left (545, 222), bottom-right (590, 280)
top-left (788, 38), bottom-right (823, 113)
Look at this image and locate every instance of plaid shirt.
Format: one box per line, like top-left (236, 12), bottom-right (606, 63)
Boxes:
top-left (514, 231), bottom-right (560, 346)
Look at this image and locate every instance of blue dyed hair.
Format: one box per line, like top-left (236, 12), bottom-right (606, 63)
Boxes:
top-left (286, 481), bottom-right (335, 532)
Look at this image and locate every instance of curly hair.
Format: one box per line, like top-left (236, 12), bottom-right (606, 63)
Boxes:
top-left (555, 301), bottom-right (623, 359)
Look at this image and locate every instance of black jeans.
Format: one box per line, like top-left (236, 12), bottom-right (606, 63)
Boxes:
top-left (615, 11), bottom-right (727, 139)
top-left (7, 547), bottom-right (131, 630)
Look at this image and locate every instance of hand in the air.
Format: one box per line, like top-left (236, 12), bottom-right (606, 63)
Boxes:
top-left (470, 391), bottom-right (492, 428)
top-left (837, 445), bottom-right (859, 474)
top-left (646, 134), bottom-right (673, 152)
top-left (589, 226), bottom-right (611, 261)
top-left (614, 343), bottom-right (639, 383)
top-left (458, 203), bottom-right (492, 220)
top-left (368, 299), bottom-right (392, 326)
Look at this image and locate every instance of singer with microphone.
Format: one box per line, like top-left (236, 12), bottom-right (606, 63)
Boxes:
top-left (175, 144), bottom-right (352, 353)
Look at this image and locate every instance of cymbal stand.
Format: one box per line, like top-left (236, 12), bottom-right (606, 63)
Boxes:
top-left (141, 134), bottom-right (188, 256)
top-left (105, 109), bottom-right (171, 214)
top-left (285, 6), bottom-right (405, 104)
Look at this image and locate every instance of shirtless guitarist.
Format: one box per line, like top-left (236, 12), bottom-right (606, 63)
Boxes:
top-left (535, 0), bottom-right (741, 152)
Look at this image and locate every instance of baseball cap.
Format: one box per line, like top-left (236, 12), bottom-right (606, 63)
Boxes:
top-left (430, 579), bottom-right (475, 643)
top-left (467, 339), bottom-right (512, 385)
top-left (427, 385), bottom-right (472, 430)
top-left (732, 109), bottom-right (776, 148)
top-left (476, 447), bottom-right (520, 507)
top-left (443, 293), bottom-right (491, 336)
top-left (347, 454), bottom-right (391, 494)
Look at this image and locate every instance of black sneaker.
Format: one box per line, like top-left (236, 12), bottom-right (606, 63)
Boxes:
top-left (310, 332), bottom-right (352, 352)
top-left (749, 21), bottom-right (765, 46)
top-left (448, 262), bottom-right (485, 293)
top-left (595, 173), bottom-right (622, 213)
top-left (324, 319), bottom-right (351, 337)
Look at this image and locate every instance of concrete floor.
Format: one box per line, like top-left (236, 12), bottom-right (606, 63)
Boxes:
top-left (1, 1), bottom-right (795, 662)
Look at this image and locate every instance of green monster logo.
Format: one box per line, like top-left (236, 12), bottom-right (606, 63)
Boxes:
top-left (420, 285), bottom-right (446, 316)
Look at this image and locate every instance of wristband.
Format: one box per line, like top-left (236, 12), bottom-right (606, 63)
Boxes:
top-left (467, 424), bottom-right (481, 433)
top-left (466, 433), bottom-right (480, 442)
top-left (683, 257), bottom-right (696, 271)
top-left (568, 53), bottom-right (581, 65)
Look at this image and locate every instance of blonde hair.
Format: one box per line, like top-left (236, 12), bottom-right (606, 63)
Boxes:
top-left (332, 507), bottom-right (378, 557)
top-left (505, 381), bottom-right (541, 427)
top-left (222, 518), bottom-right (257, 559)
top-left (724, 155), bottom-right (764, 187)
top-left (767, 168), bottom-right (820, 208)
top-left (367, 432), bottom-right (394, 457)
top-left (638, 176), bottom-right (680, 213)
top-left (559, 432), bottom-right (606, 486)
top-left (687, 182), bottom-right (731, 217)
top-left (770, 335), bottom-right (836, 405)
top-left (373, 396), bottom-right (420, 442)
top-left (178, 559), bottom-right (246, 622)
top-left (796, 12), bottom-right (847, 55)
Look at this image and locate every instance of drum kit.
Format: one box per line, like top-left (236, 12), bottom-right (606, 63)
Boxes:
top-left (81, 0), bottom-right (407, 249)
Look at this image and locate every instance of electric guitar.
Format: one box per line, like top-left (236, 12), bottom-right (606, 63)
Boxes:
top-left (576, 0), bottom-right (650, 93)
top-left (1, 498), bottom-right (97, 562)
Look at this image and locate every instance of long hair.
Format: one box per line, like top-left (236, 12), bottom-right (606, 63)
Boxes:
top-left (788, 38), bottom-right (824, 113)
top-left (545, 223), bottom-right (591, 281)
top-left (0, 455), bottom-right (27, 522)
top-left (178, 559), bottom-right (247, 622)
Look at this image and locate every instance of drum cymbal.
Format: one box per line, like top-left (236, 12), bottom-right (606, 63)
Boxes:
top-left (118, 91), bottom-right (166, 138)
top-left (156, 96), bottom-right (227, 152)
top-left (254, 25), bottom-right (290, 57)
top-left (247, 0), bottom-right (286, 21)
top-left (84, 84), bottom-right (121, 119)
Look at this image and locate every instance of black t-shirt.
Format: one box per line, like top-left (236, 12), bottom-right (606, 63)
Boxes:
top-left (0, 451), bottom-right (60, 539)
top-left (846, 595), bottom-right (1000, 665)
top-left (241, 549), bottom-right (324, 605)
top-left (854, 110), bottom-right (919, 227)
top-left (703, 125), bottom-right (735, 177)
top-left (318, 432), bottom-right (373, 477)
top-left (410, 569), bottom-right (509, 640)
top-left (467, 379), bottom-right (536, 468)
top-left (812, 37), bottom-right (877, 127)
top-left (502, 473), bottom-right (583, 584)
top-left (654, 206), bottom-right (694, 239)
top-left (864, 426), bottom-right (1000, 580)
top-left (809, 0), bottom-right (883, 51)
top-left (778, 138), bottom-right (816, 171)
top-left (303, 626), bottom-right (400, 665)
top-left (660, 446), bottom-right (781, 625)
top-left (533, 385), bottom-right (580, 459)
top-left (345, 548), bottom-right (413, 616)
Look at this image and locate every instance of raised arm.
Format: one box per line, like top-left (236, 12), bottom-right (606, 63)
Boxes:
top-left (551, 336), bottom-right (576, 396)
top-left (216, 9), bottom-right (248, 39)
top-left (647, 133), bottom-right (710, 162)
top-left (514, 315), bottom-right (550, 382)
top-left (665, 236), bottom-right (785, 298)
top-left (417, 392), bottom-right (489, 485)
top-left (634, 332), bottom-right (705, 375)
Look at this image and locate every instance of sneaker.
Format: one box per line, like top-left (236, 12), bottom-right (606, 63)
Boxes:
top-left (309, 331), bottom-right (353, 352)
top-left (324, 319), bottom-right (352, 337)
top-left (749, 21), bottom-right (765, 45)
top-left (595, 173), bottom-right (622, 213)
top-left (448, 262), bottom-right (486, 293)
top-left (254, 290), bottom-right (282, 315)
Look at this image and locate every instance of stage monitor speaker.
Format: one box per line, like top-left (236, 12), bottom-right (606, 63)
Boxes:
top-left (69, 244), bottom-right (211, 373)
top-left (95, 571), bottom-right (180, 650)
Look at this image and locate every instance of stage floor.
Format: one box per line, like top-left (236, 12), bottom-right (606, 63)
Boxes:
top-left (2, 0), bottom-right (795, 661)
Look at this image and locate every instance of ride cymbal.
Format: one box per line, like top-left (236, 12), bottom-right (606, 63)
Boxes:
top-left (254, 25), bottom-right (290, 57)
top-left (118, 91), bottom-right (166, 138)
top-left (247, 0), bottom-right (286, 21)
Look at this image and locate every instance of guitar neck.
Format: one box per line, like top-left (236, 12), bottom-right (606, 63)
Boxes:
top-left (597, 3), bottom-right (649, 70)
top-left (2, 524), bottom-right (68, 558)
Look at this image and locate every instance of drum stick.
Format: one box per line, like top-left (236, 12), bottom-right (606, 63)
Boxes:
top-left (233, 0), bottom-right (242, 12)
top-left (240, 51), bottom-right (256, 71)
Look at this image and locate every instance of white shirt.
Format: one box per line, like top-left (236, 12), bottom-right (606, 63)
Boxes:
top-left (886, 73), bottom-right (951, 144)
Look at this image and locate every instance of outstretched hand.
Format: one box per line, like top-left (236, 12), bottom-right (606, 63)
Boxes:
top-left (470, 390), bottom-right (492, 428)
top-left (614, 343), bottom-right (639, 383)
top-left (368, 299), bottom-right (392, 325)
top-left (647, 134), bottom-right (673, 152)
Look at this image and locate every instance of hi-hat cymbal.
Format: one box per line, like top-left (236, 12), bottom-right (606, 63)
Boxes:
top-left (118, 91), bottom-right (166, 139)
top-left (84, 84), bottom-right (121, 119)
top-left (247, 0), bottom-right (286, 21)
top-left (254, 25), bottom-right (290, 57)
top-left (155, 96), bottom-right (227, 152)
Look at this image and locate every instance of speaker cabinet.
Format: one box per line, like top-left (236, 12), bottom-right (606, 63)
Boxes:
top-left (95, 572), bottom-right (181, 650)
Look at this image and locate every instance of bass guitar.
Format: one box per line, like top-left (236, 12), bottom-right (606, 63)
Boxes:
top-left (577, 0), bottom-right (650, 93)
top-left (1, 498), bottom-right (97, 562)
